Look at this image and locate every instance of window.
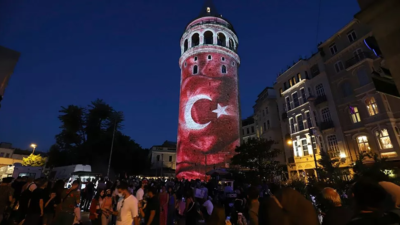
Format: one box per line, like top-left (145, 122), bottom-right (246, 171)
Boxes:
top-left (354, 48), bottom-right (364, 61)
top-left (308, 87), bottom-right (313, 96)
top-left (357, 136), bottom-right (370, 153)
top-left (184, 39), bottom-right (188, 52)
top-left (330, 43), bottom-right (338, 55)
top-left (366, 97), bottom-right (379, 116)
top-left (302, 139), bottom-right (309, 156)
top-left (194, 56), bottom-right (198, 61)
top-left (247, 128), bottom-right (249, 134)
top-left (251, 126), bottom-right (254, 133)
top-left (300, 88), bottom-right (306, 104)
top-left (222, 65), bottom-right (227, 74)
top-left (289, 118), bottom-right (295, 133)
top-left (349, 106), bottom-right (361, 123)
top-left (232, 61), bottom-right (235, 66)
top-left (184, 62), bottom-right (187, 67)
top-left (293, 92), bottom-right (299, 107)
top-left (327, 135), bottom-right (340, 158)
top-left (217, 33), bottom-right (226, 46)
top-left (265, 107), bottom-right (269, 114)
top-left (293, 141), bottom-right (299, 156)
top-left (305, 111), bottom-right (312, 128)
top-left (292, 77), bottom-right (297, 85)
top-left (191, 33), bottom-right (200, 47)
top-left (376, 129), bottom-right (393, 149)
top-left (297, 73), bottom-right (302, 82)
top-left (208, 55), bottom-right (212, 60)
top-left (357, 68), bottom-right (369, 86)
top-left (316, 84), bottom-right (325, 96)
top-left (297, 115), bottom-right (304, 131)
top-left (267, 120), bottom-right (270, 129)
top-left (193, 65), bottom-right (198, 74)
top-left (289, 79), bottom-right (293, 87)
top-left (341, 82), bottom-right (352, 97)
top-left (204, 31), bottom-right (213, 44)
top-left (169, 156), bottom-right (173, 162)
top-left (156, 155), bottom-right (160, 161)
top-left (286, 97), bottom-right (291, 111)
top-left (347, 30), bottom-right (357, 43)
top-left (334, 61), bottom-right (344, 73)
top-left (221, 57), bottom-right (225, 61)
top-left (321, 108), bottom-right (331, 122)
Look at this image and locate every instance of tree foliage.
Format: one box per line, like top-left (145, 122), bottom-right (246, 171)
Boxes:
top-left (49, 99), bottom-right (149, 177)
top-left (22, 154), bottom-right (46, 167)
top-left (231, 138), bottom-right (282, 180)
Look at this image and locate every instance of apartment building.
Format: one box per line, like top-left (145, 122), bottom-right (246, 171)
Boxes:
top-left (241, 117), bottom-right (256, 143)
top-left (274, 52), bottom-right (352, 180)
top-left (319, 20), bottom-right (400, 162)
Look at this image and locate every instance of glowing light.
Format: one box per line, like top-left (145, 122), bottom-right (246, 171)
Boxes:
top-left (30, 144), bottom-right (37, 148)
top-left (207, 7), bottom-right (211, 13)
top-left (287, 140), bottom-right (293, 145)
top-left (340, 153), bottom-right (346, 158)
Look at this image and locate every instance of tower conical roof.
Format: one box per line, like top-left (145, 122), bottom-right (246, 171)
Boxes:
top-left (198, 0), bottom-right (220, 18)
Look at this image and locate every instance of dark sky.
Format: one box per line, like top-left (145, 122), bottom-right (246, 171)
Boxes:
top-left (0, 0), bottom-right (360, 151)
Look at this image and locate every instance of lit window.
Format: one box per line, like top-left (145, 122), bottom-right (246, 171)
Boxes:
top-left (193, 65), bottom-right (198, 74)
top-left (349, 106), bottom-right (361, 123)
top-left (330, 43), bottom-right (338, 55)
top-left (381, 152), bottom-right (398, 158)
top-left (334, 61), bottom-right (344, 73)
top-left (302, 139), bottom-right (309, 156)
top-left (347, 30), bottom-right (357, 43)
top-left (357, 136), bottom-right (370, 153)
top-left (366, 97), bottom-right (379, 116)
top-left (222, 65), bottom-right (227, 74)
top-left (376, 129), bottom-right (393, 149)
top-left (327, 135), bottom-right (340, 158)
top-left (207, 7), bottom-right (211, 13)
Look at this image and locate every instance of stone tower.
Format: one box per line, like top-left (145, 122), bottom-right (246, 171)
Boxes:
top-left (176, 0), bottom-right (240, 180)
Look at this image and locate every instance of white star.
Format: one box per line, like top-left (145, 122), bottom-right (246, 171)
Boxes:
top-left (212, 104), bottom-right (229, 118)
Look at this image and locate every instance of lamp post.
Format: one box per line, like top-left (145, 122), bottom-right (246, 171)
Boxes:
top-left (30, 144), bottom-right (37, 154)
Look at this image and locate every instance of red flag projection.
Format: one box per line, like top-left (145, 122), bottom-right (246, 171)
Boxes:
top-left (176, 10), bottom-right (240, 180)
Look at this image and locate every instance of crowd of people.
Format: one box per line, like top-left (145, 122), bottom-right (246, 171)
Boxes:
top-left (0, 174), bottom-right (399, 225)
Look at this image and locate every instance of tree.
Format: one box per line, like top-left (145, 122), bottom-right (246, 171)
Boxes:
top-left (22, 154), bottom-right (46, 167)
top-left (231, 138), bottom-right (281, 181)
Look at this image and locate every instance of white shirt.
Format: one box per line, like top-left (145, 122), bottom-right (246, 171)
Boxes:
top-left (136, 188), bottom-right (144, 201)
top-left (116, 195), bottom-right (138, 225)
top-left (202, 200), bottom-right (214, 215)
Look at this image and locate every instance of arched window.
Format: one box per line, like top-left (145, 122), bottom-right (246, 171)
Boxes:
top-left (217, 33), bottom-right (226, 46)
top-left (229, 39), bottom-right (234, 50)
top-left (365, 97), bottom-right (379, 116)
top-left (375, 129), bottom-right (393, 149)
top-left (191, 33), bottom-right (200, 47)
top-left (207, 55), bottom-right (212, 60)
top-left (184, 39), bottom-right (188, 52)
top-left (222, 65), bottom-right (227, 74)
top-left (193, 65), bottom-right (198, 75)
top-left (341, 82), bottom-right (353, 97)
top-left (356, 136), bottom-right (370, 153)
top-left (204, 31), bottom-right (213, 45)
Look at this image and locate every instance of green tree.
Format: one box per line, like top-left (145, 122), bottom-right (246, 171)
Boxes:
top-left (231, 138), bottom-right (282, 181)
top-left (22, 154), bottom-right (46, 167)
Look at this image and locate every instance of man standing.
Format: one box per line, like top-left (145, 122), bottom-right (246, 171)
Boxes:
top-left (24, 178), bottom-right (48, 224)
top-left (0, 177), bottom-right (14, 223)
top-left (145, 187), bottom-right (160, 225)
top-left (136, 180), bottom-right (147, 203)
top-left (54, 180), bottom-right (81, 225)
top-left (112, 182), bottom-right (139, 225)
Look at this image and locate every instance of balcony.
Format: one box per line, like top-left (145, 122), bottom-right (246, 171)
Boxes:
top-left (314, 95), bottom-right (327, 106)
top-left (318, 120), bottom-right (334, 131)
top-left (282, 112), bottom-right (288, 120)
top-left (345, 52), bottom-right (374, 70)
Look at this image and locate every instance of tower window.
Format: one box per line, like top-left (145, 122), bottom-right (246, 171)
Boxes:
top-left (194, 56), bottom-right (198, 61)
top-left (208, 55), bottom-right (212, 60)
top-left (217, 33), bottom-right (226, 47)
top-left (193, 65), bottom-right (198, 75)
top-left (207, 7), bottom-right (210, 13)
top-left (184, 39), bottom-right (188, 52)
top-left (191, 33), bottom-right (200, 47)
top-left (222, 65), bottom-right (227, 74)
top-left (229, 39), bottom-right (234, 50)
top-left (232, 61), bottom-right (235, 66)
top-left (184, 62), bottom-right (187, 67)
top-left (221, 57), bottom-right (225, 61)
top-left (204, 31), bottom-right (214, 45)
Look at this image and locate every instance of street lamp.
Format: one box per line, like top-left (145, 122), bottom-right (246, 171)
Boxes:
top-left (30, 144), bottom-right (37, 154)
top-left (287, 140), bottom-right (293, 145)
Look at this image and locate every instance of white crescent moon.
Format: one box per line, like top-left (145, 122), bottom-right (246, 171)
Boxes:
top-left (184, 94), bottom-right (212, 130)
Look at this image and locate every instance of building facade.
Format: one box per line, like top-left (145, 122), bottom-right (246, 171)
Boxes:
top-left (241, 117), bottom-right (256, 143)
top-left (319, 20), bottom-right (400, 162)
top-left (0, 46), bottom-right (20, 108)
top-left (150, 141), bottom-right (177, 171)
top-left (176, 1), bottom-right (241, 180)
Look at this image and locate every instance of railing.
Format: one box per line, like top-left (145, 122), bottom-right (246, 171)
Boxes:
top-left (345, 52), bottom-right (373, 69)
top-left (318, 120), bottom-right (334, 131)
top-left (314, 95), bottom-right (327, 106)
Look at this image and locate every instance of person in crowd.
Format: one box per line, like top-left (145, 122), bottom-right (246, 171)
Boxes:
top-left (347, 178), bottom-right (400, 225)
top-left (110, 182), bottom-right (139, 225)
top-left (262, 188), bottom-right (319, 225)
top-left (89, 190), bottom-right (104, 225)
top-left (0, 177), bottom-right (14, 223)
top-left (185, 189), bottom-right (198, 225)
top-left (97, 177), bottom-right (106, 191)
top-left (206, 199), bottom-right (225, 225)
top-left (247, 186), bottom-right (259, 225)
top-left (11, 177), bottom-right (24, 208)
top-left (17, 178), bottom-right (37, 224)
top-left (101, 189), bottom-right (113, 225)
top-left (321, 187), bottom-right (353, 225)
top-left (73, 206), bottom-right (81, 225)
top-left (159, 186), bottom-right (169, 225)
top-left (136, 180), bottom-right (147, 204)
top-left (166, 186), bottom-right (176, 225)
top-left (224, 183), bottom-right (233, 194)
top-left (202, 196), bottom-right (214, 222)
top-left (43, 191), bottom-right (57, 225)
top-left (53, 180), bottom-right (80, 225)
top-left (24, 178), bottom-right (48, 225)
top-left (145, 187), bottom-right (160, 225)
top-left (82, 179), bottom-right (95, 212)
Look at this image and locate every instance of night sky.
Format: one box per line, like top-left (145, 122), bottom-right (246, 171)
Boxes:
top-left (0, 0), bottom-right (360, 151)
